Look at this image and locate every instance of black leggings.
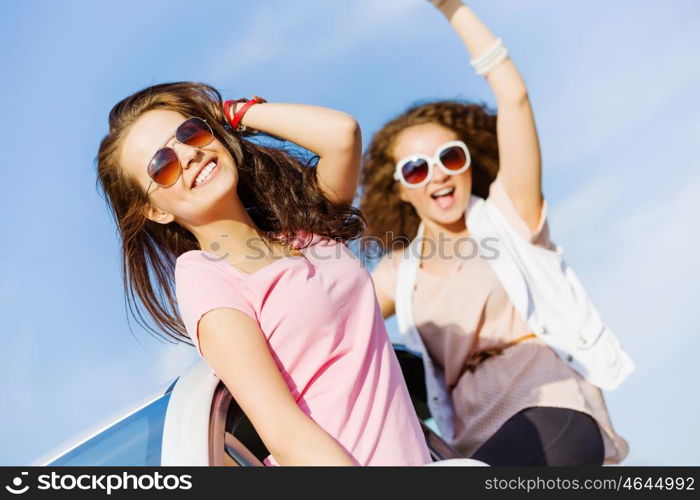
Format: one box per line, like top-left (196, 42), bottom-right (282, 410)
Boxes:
top-left (469, 406), bottom-right (605, 466)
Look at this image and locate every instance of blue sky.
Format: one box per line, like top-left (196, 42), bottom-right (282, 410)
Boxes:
top-left (1, 0), bottom-right (699, 465)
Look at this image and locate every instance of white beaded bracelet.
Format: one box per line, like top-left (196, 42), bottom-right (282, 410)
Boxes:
top-left (471, 38), bottom-right (503, 66)
top-left (470, 37), bottom-right (510, 76)
top-left (475, 46), bottom-right (509, 76)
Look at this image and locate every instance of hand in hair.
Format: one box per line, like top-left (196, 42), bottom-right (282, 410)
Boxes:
top-left (225, 101), bottom-right (362, 206)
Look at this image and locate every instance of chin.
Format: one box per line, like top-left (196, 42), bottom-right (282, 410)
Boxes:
top-left (424, 206), bottom-right (463, 227)
top-left (433, 213), bottom-right (464, 227)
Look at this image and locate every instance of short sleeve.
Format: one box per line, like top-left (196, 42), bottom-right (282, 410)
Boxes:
top-left (370, 250), bottom-right (402, 302)
top-left (487, 174), bottom-right (555, 249)
top-left (175, 252), bottom-right (258, 359)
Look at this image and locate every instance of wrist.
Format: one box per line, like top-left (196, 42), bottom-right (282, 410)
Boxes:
top-left (223, 96), bottom-right (267, 132)
top-left (434, 0), bottom-right (463, 17)
top-left (223, 99), bottom-right (242, 123)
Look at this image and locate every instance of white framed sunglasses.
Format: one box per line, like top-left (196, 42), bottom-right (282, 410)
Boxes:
top-left (393, 140), bottom-right (472, 189)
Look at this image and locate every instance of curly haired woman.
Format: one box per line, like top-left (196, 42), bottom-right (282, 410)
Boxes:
top-left (361, 0), bottom-right (629, 466)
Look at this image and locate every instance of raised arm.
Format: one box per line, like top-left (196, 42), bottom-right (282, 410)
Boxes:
top-left (226, 102), bottom-right (361, 206)
top-left (198, 307), bottom-right (358, 465)
top-left (433, 0), bottom-right (543, 230)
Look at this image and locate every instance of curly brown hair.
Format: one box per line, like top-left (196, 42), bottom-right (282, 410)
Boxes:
top-left (360, 100), bottom-right (500, 253)
top-left (95, 81), bottom-right (365, 349)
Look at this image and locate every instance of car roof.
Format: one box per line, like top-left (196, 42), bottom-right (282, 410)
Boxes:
top-left (29, 376), bottom-right (179, 466)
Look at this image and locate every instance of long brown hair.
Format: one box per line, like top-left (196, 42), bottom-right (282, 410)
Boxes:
top-left (95, 81), bottom-right (365, 348)
top-left (360, 100), bottom-right (499, 252)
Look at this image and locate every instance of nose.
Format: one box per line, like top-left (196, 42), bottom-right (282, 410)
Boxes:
top-left (429, 160), bottom-right (450, 184)
top-left (173, 142), bottom-right (202, 170)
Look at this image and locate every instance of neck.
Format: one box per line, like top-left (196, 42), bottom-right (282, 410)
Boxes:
top-left (198, 218), bottom-right (267, 261)
top-left (189, 199), bottom-right (282, 264)
top-left (422, 216), bottom-right (469, 240)
top-left (420, 212), bottom-right (470, 261)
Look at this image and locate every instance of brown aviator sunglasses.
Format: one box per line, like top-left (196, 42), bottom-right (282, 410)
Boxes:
top-left (145, 117), bottom-right (215, 195)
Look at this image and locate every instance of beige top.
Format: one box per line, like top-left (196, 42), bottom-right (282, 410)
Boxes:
top-left (373, 175), bottom-right (629, 464)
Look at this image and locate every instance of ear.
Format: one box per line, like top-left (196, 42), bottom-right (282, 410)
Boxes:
top-left (141, 202), bottom-right (175, 225)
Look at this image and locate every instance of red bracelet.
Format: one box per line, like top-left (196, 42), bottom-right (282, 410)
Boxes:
top-left (223, 95), bottom-right (267, 131)
top-left (222, 99), bottom-right (241, 127)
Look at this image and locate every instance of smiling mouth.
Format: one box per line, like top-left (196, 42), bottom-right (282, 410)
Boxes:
top-left (192, 159), bottom-right (218, 188)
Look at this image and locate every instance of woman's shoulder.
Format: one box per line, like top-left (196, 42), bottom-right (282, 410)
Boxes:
top-left (486, 174), bottom-right (554, 249)
top-left (175, 249), bottom-right (246, 288)
top-left (371, 245), bottom-right (409, 278)
top-left (175, 249), bottom-right (223, 271)
top-left (367, 246), bottom-right (409, 303)
top-left (175, 251), bottom-right (225, 293)
top-left (175, 249), bottom-right (206, 269)
top-left (174, 250), bottom-right (258, 311)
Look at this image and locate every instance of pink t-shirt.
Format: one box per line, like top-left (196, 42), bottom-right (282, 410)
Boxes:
top-left (175, 233), bottom-right (432, 466)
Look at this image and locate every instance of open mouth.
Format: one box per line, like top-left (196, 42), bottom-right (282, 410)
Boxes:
top-left (430, 186), bottom-right (456, 209)
top-left (192, 159), bottom-right (219, 189)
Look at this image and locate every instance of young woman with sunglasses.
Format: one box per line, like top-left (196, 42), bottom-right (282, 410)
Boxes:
top-left (361, 0), bottom-right (629, 465)
top-left (95, 81), bottom-right (433, 466)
